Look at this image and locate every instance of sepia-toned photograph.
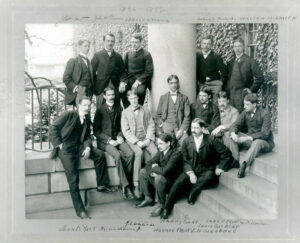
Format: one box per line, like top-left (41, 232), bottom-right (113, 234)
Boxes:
top-left (24, 23), bottom-right (278, 222)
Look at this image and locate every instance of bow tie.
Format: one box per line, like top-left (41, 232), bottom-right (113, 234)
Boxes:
top-left (133, 107), bottom-right (140, 112)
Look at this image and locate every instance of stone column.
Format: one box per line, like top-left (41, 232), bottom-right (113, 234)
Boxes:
top-left (148, 24), bottom-right (196, 114)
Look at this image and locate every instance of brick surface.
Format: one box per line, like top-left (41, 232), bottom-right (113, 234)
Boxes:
top-left (25, 174), bottom-right (49, 195)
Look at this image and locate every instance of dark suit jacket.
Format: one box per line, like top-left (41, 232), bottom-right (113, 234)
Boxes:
top-left (145, 147), bottom-right (182, 181)
top-left (230, 107), bottom-right (275, 149)
top-left (196, 50), bottom-right (227, 84)
top-left (121, 48), bottom-right (153, 89)
top-left (182, 134), bottom-right (233, 174)
top-left (93, 103), bottom-right (123, 149)
top-left (190, 100), bottom-right (220, 132)
top-left (225, 54), bottom-right (264, 93)
top-left (91, 49), bottom-right (125, 96)
top-left (49, 110), bottom-right (92, 149)
top-left (155, 92), bottom-right (190, 132)
top-left (63, 56), bottom-right (94, 105)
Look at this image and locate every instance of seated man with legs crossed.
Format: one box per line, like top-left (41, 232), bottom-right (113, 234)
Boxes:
top-left (121, 89), bottom-right (158, 199)
top-left (224, 93), bottom-right (275, 178)
top-left (161, 118), bottom-right (234, 219)
top-left (136, 133), bottom-right (182, 218)
top-left (93, 87), bottom-right (135, 199)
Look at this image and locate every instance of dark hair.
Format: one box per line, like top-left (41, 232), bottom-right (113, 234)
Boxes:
top-left (127, 88), bottom-right (138, 98)
top-left (191, 118), bottom-right (207, 128)
top-left (244, 93), bottom-right (258, 104)
top-left (233, 37), bottom-right (245, 46)
top-left (167, 74), bottom-right (179, 83)
top-left (217, 91), bottom-right (229, 99)
top-left (199, 86), bottom-right (212, 98)
top-left (77, 95), bottom-right (91, 105)
top-left (202, 35), bottom-right (213, 44)
top-left (132, 33), bottom-right (143, 42)
top-left (78, 39), bottom-right (90, 46)
top-left (103, 86), bottom-right (115, 95)
top-left (158, 133), bottom-right (177, 149)
top-left (103, 33), bottom-right (115, 42)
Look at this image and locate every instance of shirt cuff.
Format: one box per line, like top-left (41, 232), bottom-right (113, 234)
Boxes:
top-left (73, 85), bottom-right (78, 93)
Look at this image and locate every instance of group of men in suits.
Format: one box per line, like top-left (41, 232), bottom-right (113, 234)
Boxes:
top-left (49, 32), bottom-right (274, 219)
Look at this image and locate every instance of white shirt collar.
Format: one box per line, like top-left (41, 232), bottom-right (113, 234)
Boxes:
top-left (194, 134), bottom-right (204, 151)
top-left (79, 52), bottom-right (88, 59)
top-left (170, 91), bottom-right (178, 95)
top-left (202, 50), bottom-right (211, 58)
top-left (105, 48), bottom-right (113, 55)
top-left (106, 101), bottom-right (114, 108)
top-left (78, 110), bottom-right (86, 124)
top-left (236, 53), bottom-right (244, 60)
top-left (163, 147), bottom-right (170, 156)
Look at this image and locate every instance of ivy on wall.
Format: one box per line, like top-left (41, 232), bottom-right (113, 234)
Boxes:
top-left (73, 24), bottom-right (148, 58)
top-left (196, 23), bottom-right (278, 131)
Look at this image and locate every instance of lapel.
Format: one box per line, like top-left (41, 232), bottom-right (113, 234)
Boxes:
top-left (80, 116), bottom-right (88, 143)
top-left (175, 92), bottom-right (181, 111)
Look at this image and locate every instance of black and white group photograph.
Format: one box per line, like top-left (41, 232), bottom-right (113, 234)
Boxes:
top-left (24, 23), bottom-right (278, 222)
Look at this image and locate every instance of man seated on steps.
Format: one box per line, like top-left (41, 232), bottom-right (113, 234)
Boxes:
top-left (155, 74), bottom-right (190, 147)
top-left (121, 89), bottom-right (158, 199)
top-left (190, 86), bottom-right (220, 134)
top-left (161, 118), bottom-right (235, 219)
top-left (135, 133), bottom-right (182, 218)
top-left (49, 96), bottom-right (112, 219)
top-left (224, 93), bottom-right (275, 178)
top-left (93, 87), bottom-right (135, 200)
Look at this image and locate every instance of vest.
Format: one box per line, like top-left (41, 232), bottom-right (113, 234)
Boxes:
top-left (165, 97), bottom-right (179, 127)
top-left (79, 60), bottom-right (92, 88)
top-left (134, 111), bottom-right (146, 140)
top-left (229, 60), bottom-right (243, 89)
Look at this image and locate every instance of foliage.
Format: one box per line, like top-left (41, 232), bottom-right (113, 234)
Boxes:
top-left (196, 23), bottom-right (278, 131)
top-left (73, 24), bottom-right (148, 58)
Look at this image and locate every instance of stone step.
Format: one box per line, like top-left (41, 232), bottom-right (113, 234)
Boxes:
top-left (219, 169), bottom-right (277, 213)
top-left (25, 189), bottom-right (122, 214)
top-left (243, 150), bottom-right (278, 184)
top-left (199, 185), bottom-right (277, 220)
top-left (173, 199), bottom-right (221, 220)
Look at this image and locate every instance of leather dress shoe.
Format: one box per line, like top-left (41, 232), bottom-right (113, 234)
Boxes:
top-left (77, 211), bottom-right (91, 219)
top-left (135, 199), bottom-right (154, 208)
top-left (187, 198), bottom-right (195, 205)
top-left (133, 186), bottom-right (141, 199)
top-left (237, 162), bottom-right (247, 178)
top-left (97, 185), bottom-right (113, 193)
top-left (122, 187), bottom-right (134, 199)
top-left (150, 206), bottom-right (163, 217)
top-left (160, 209), bottom-right (171, 219)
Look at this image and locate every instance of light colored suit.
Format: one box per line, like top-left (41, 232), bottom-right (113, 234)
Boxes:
top-left (121, 105), bottom-right (157, 186)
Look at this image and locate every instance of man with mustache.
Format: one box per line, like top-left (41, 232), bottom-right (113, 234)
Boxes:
top-left (161, 118), bottom-right (234, 219)
top-left (225, 37), bottom-right (264, 112)
top-left (190, 86), bottom-right (220, 134)
top-left (196, 35), bottom-right (227, 103)
top-left (91, 33), bottom-right (125, 108)
top-left (155, 74), bottom-right (190, 146)
top-left (49, 96), bottom-right (111, 219)
top-left (121, 89), bottom-right (158, 199)
top-left (93, 87), bottom-right (135, 199)
top-left (63, 40), bottom-right (93, 106)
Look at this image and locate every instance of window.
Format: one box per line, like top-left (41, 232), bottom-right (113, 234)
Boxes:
top-left (247, 24), bottom-right (259, 58)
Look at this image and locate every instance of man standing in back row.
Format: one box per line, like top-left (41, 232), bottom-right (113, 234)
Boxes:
top-left (120, 33), bottom-right (154, 107)
top-left (196, 35), bottom-right (227, 103)
top-left (91, 33), bottom-right (125, 108)
top-left (225, 37), bottom-right (264, 112)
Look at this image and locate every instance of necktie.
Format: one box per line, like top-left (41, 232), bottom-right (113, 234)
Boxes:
top-left (133, 107), bottom-right (140, 112)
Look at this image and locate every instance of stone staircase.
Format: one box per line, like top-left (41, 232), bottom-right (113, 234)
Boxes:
top-left (25, 136), bottom-right (278, 220)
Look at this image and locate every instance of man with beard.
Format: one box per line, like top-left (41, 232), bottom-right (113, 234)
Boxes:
top-left (225, 37), bottom-right (264, 112)
top-left (93, 87), bottom-right (135, 199)
top-left (63, 40), bottom-right (93, 106)
top-left (120, 33), bottom-right (154, 107)
top-left (136, 133), bottom-right (182, 218)
top-left (121, 89), bottom-right (158, 198)
top-left (224, 93), bottom-right (275, 178)
top-left (160, 118), bottom-right (234, 219)
top-left (91, 33), bottom-right (124, 108)
top-left (155, 74), bottom-right (190, 146)
top-left (196, 35), bottom-right (227, 102)
top-left (190, 86), bottom-right (220, 134)
top-left (49, 96), bottom-right (111, 219)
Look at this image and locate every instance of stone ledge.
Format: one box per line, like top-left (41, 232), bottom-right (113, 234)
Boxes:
top-left (25, 174), bottom-right (49, 195)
